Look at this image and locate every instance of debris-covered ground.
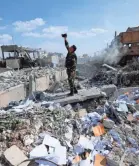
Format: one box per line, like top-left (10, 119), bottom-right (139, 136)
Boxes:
top-left (0, 67), bottom-right (64, 91)
top-left (87, 60), bottom-right (139, 88)
top-left (1, 60), bottom-right (139, 166)
top-left (1, 87), bottom-right (139, 166)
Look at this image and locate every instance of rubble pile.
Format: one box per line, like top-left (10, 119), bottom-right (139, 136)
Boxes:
top-left (0, 67), bottom-right (65, 91)
top-left (91, 60), bottom-right (139, 87)
top-left (1, 88), bottom-right (139, 165)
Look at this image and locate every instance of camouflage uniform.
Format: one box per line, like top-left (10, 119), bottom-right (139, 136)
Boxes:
top-left (65, 40), bottom-right (77, 94)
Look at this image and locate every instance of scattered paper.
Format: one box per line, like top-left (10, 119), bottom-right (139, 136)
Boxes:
top-left (30, 144), bottom-right (48, 158)
top-left (55, 145), bottom-right (67, 165)
top-left (117, 102), bottom-right (128, 112)
top-left (43, 134), bottom-right (60, 147)
top-left (78, 135), bottom-right (94, 150)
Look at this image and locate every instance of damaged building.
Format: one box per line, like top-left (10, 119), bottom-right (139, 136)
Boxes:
top-left (0, 45), bottom-right (40, 69)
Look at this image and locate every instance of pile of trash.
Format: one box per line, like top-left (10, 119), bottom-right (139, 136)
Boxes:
top-left (1, 89), bottom-right (139, 165)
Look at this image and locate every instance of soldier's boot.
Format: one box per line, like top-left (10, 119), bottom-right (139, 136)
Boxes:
top-left (68, 89), bottom-right (74, 96)
top-left (74, 87), bottom-right (78, 94)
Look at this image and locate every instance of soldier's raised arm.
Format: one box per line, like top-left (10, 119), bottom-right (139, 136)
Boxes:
top-left (64, 38), bottom-right (69, 51)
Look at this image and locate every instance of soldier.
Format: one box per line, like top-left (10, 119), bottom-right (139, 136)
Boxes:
top-left (62, 34), bottom-right (78, 96)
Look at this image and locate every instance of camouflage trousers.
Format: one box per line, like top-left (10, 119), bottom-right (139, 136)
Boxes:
top-left (67, 69), bottom-right (76, 92)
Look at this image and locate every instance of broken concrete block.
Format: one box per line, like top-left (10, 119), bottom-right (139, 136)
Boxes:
top-left (48, 81), bottom-right (60, 93)
top-left (23, 134), bottom-right (34, 146)
top-left (125, 124), bottom-right (133, 133)
top-left (78, 109), bottom-right (87, 118)
top-left (103, 119), bottom-right (115, 129)
top-left (127, 114), bottom-right (134, 122)
top-left (4, 145), bottom-right (30, 166)
top-left (101, 84), bottom-right (117, 97)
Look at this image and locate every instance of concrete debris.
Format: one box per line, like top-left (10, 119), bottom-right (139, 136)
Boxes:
top-left (78, 109), bottom-right (87, 118)
top-left (103, 119), bottom-right (115, 129)
top-left (90, 61), bottom-right (139, 87)
top-left (103, 64), bottom-right (117, 71)
top-left (0, 88), bottom-right (139, 165)
top-left (0, 67), bottom-right (66, 92)
top-left (23, 134), bottom-right (34, 146)
top-left (3, 145), bottom-right (30, 166)
top-left (101, 84), bottom-right (117, 97)
top-left (2, 61), bottom-right (139, 166)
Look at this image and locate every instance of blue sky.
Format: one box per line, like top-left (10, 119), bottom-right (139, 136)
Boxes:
top-left (0, 0), bottom-right (139, 56)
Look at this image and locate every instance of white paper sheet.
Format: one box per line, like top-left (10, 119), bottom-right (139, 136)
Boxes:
top-left (55, 145), bottom-right (67, 165)
top-left (78, 135), bottom-right (94, 150)
top-left (30, 144), bottom-right (48, 158)
top-left (42, 134), bottom-right (60, 147)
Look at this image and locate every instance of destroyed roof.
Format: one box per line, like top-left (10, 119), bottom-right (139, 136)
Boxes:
top-left (127, 26), bottom-right (139, 32)
top-left (1, 45), bottom-right (39, 53)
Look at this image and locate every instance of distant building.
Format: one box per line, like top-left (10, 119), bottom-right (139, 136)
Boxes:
top-left (46, 53), bottom-right (60, 67)
top-left (77, 54), bottom-right (91, 64)
top-left (83, 54), bottom-right (89, 58)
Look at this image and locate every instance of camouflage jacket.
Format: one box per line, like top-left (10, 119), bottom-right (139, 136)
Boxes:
top-left (65, 40), bottom-right (77, 71)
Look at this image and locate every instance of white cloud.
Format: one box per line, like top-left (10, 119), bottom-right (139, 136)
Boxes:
top-left (69, 31), bottom-right (96, 38)
top-left (69, 28), bottom-right (107, 38)
top-left (23, 26), bottom-right (68, 38)
top-left (91, 28), bottom-right (108, 34)
top-left (13, 18), bottom-right (45, 32)
top-left (22, 26), bottom-right (107, 38)
top-left (0, 34), bottom-right (12, 45)
top-left (43, 26), bottom-right (68, 35)
top-left (0, 17), bottom-right (3, 21)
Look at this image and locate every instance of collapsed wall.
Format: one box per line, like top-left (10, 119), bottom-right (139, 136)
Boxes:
top-left (0, 67), bottom-right (68, 108)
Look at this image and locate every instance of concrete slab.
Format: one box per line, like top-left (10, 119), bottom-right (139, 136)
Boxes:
top-left (101, 84), bottom-right (117, 97)
top-left (35, 75), bottom-right (49, 91)
top-left (78, 109), bottom-right (87, 118)
top-left (4, 145), bottom-right (30, 166)
top-left (54, 69), bottom-right (67, 82)
top-left (53, 94), bottom-right (83, 105)
top-left (6, 59), bottom-right (21, 69)
top-left (53, 87), bottom-right (105, 105)
top-left (0, 84), bottom-right (26, 108)
top-left (79, 87), bottom-right (103, 99)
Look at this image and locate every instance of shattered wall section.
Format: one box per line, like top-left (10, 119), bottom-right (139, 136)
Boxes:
top-left (0, 84), bottom-right (26, 108)
top-left (35, 76), bottom-right (50, 92)
top-left (0, 67), bottom-right (68, 108)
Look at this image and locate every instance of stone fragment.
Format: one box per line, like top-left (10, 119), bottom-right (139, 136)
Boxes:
top-left (23, 134), bottom-right (34, 146)
top-left (125, 124), bottom-right (133, 133)
top-left (78, 109), bottom-right (87, 118)
top-left (34, 119), bottom-right (43, 133)
top-left (103, 119), bottom-right (115, 129)
top-left (4, 145), bottom-right (30, 166)
top-left (101, 84), bottom-right (117, 97)
top-left (127, 114), bottom-right (134, 122)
